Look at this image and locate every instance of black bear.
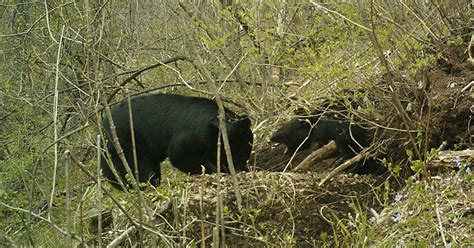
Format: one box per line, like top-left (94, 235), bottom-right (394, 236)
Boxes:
top-left (270, 90), bottom-right (384, 174)
top-left (101, 93), bottom-right (253, 189)
top-left (270, 113), bottom-right (371, 155)
top-left (271, 89), bottom-right (371, 154)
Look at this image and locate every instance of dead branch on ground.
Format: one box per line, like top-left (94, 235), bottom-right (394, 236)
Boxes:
top-left (293, 141), bottom-right (338, 171)
top-left (319, 149), bottom-right (371, 186)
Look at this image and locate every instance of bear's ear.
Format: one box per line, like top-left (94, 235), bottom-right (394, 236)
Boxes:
top-left (211, 116), bottom-right (251, 129)
top-left (210, 117), bottom-right (230, 129)
top-left (237, 116), bottom-right (251, 128)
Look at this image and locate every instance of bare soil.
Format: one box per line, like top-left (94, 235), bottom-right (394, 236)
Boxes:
top-left (429, 62), bottom-right (473, 149)
top-left (151, 171), bottom-right (384, 247)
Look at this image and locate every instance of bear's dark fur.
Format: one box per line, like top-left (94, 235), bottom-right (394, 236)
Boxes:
top-left (101, 93), bottom-right (253, 189)
top-left (270, 115), bottom-right (370, 155)
top-left (270, 90), bottom-right (385, 174)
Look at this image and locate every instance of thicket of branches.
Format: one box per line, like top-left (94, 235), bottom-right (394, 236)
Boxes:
top-left (0, 0), bottom-right (470, 246)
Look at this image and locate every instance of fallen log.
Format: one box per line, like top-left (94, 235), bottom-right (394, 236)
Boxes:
top-left (427, 149), bottom-right (473, 170)
top-left (293, 140), bottom-right (338, 171)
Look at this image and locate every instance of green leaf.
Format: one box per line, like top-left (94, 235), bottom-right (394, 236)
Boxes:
top-left (406, 149), bottom-right (413, 159)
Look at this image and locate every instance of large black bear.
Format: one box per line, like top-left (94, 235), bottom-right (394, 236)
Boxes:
top-left (101, 93), bottom-right (253, 189)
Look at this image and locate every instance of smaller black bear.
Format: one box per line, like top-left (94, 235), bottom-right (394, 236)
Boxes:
top-left (270, 114), bottom-right (370, 155)
top-left (271, 89), bottom-right (371, 154)
top-left (101, 93), bottom-right (253, 189)
top-left (270, 90), bottom-right (384, 174)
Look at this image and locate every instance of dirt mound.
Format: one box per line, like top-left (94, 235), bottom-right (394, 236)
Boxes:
top-left (129, 171), bottom-right (383, 247)
top-left (429, 62), bottom-right (473, 149)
